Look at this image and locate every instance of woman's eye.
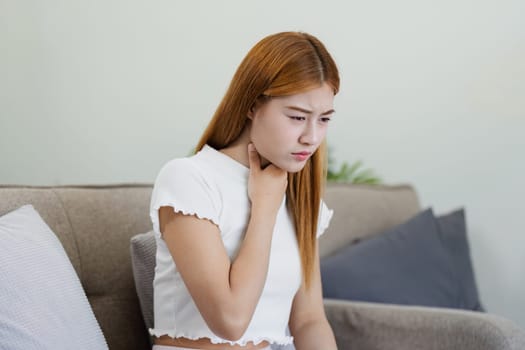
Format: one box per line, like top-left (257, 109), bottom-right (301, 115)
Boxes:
top-left (289, 116), bottom-right (306, 121)
top-left (320, 117), bottom-right (332, 123)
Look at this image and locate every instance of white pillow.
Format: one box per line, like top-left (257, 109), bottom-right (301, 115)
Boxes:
top-left (0, 205), bottom-right (108, 349)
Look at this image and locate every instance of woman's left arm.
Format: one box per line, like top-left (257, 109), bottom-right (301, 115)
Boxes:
top-left (289, 243), bottom-right (338, 350)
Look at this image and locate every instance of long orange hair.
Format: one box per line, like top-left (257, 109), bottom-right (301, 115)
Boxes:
top-left (195, 32), bottom-right (340, 287)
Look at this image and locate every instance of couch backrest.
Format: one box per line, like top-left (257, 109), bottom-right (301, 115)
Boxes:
top-left (0, 184), bottom-right (153, 350)
top-left (320, 183), bottom-right (421, 257)
top-left (0, 183), bottom-right (420, 350)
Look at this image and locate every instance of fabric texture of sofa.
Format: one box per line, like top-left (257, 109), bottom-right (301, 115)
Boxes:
top-left (1, 183), bottom-right (524, 350)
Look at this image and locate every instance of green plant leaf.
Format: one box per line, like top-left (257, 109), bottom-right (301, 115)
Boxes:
top-left (326, 146), bottom-right (382, 184)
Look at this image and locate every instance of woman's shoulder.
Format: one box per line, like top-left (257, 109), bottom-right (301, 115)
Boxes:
top-left (158, 150), bottom-right (207, 174)
top-left (159, 155), bottom-right (195, 172)
top-left (157, 145), bottom-right (218, 175)
top-left (150, 153), bottom-right (222, 233)
top-left (154, 154), bottom-right (208, 188)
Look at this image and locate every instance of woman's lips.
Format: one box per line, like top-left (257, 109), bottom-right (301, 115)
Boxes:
top-left (292, 152), bottom-right (311, 161)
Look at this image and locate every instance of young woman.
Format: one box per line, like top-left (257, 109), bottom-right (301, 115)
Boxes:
top-left (149, 31), bottom-right (340, 350)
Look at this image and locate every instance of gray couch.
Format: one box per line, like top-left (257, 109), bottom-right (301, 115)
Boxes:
top-left (1, 183), bottom-right (524, 350)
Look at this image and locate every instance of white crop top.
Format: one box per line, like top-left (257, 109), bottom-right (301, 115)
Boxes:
top-left (149, 144), bottom-right (333, 346)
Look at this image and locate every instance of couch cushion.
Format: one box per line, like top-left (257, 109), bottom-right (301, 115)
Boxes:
top-left (130, 231), bottom-right (156, 332)
top-left (54, 186), bottom-right (153, 350)
top-left (320, 184), bottom-right (420, 258)
top-left (321, 208), bottom-right (461, 308)
top-left (437, 208), bottom-right (484, 311)
top-left (0, 205), bottom-right (108, 349)
top-left (0, 185), bottom-right (154, 350)
top-left (0, 187), bottom-right (81, 274)
top-left (320, 208), bottom-right (483, 311)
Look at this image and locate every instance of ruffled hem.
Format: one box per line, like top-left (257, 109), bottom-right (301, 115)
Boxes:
top-left (150, 202), bottom-right (221, 236)
top-left (148, 328), bottom-right (294, 346)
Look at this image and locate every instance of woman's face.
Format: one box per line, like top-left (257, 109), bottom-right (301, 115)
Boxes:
top-left (249, 83), bottom-right (335, 173)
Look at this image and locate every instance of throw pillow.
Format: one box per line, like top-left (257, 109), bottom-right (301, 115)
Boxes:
top-left (437, 208), bottom-right (484, 311)
top-left (320, 208), bottom-right (462, 308)
top-left (0, 205), bottom-right (108, 350)
top-left (130, 230), bottom-right (156, 331)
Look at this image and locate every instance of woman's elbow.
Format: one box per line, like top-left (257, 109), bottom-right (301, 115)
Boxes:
top-left (208, 311), bottom-right (251, 341)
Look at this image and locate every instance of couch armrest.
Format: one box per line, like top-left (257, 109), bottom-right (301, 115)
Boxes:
top-left (324, 298), bottom-right (525, 350)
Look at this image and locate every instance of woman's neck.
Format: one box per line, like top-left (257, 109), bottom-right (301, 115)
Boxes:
top-left (218, 126), bottom-right (270, 169)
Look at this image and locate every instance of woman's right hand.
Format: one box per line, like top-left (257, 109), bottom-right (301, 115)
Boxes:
top-left (247, 143), bottom-right (288, 214)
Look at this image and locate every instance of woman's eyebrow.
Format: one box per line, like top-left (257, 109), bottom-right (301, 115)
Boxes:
top-left (285, 106), bottom-right (335, 115)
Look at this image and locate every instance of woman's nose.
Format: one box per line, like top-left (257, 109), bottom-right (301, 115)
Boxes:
top-left (299, 123), bottom-right (319, 145)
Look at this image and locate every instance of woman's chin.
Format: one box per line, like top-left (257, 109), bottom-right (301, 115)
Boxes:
top-left (265, 156), bottom-right (309, 173)
top-left (279, 162), bottom-right (307, 173)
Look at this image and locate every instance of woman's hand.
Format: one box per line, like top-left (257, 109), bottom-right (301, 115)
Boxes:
top-left (247, 143), bottom-right (287, 214)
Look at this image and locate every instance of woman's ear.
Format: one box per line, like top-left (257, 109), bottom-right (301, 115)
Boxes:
top-left (247, 104), bottom-right (256, 120)
top-left (248, 95), bottom-right (267, 120)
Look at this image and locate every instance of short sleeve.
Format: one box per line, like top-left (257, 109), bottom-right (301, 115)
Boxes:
top-left (149, 158), bottom-right (220, 237)
top-left (316, 200), bottom-right (334, 238)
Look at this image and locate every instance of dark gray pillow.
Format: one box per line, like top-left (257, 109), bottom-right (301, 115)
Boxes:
top-left (321, 208), bottom-right (463, 308)
top-left (437, 208), bottom-right (483, 311)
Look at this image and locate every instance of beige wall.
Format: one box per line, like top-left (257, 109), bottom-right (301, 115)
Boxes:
top-left (1, 0), bottom-right (524, 327)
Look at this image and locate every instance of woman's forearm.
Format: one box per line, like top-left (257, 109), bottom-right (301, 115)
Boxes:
top-left (219, 204), bottom-right (279, 337)
top-left (292, 318), bottom-right (338, 350)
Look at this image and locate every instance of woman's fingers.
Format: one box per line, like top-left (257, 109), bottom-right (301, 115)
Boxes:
top-left (248, 143), bottom-right (261, 172)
